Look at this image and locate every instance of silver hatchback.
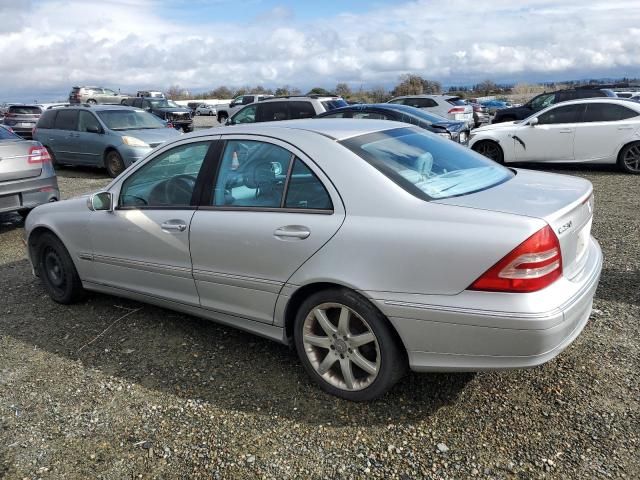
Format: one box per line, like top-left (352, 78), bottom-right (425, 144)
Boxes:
top-left (24, 120), bottom-right (602, 400)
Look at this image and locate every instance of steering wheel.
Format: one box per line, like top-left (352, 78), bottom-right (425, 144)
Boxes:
top-left (163, 174), bottom-right (197, 205)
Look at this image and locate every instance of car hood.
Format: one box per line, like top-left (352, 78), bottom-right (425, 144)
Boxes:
top-left (153, 107), bottom-right (191, 113)
top-left (473, 121), bottom-right (519, 132)
top-left (433, 120), bottom-right (466, 132)
top-left (121, 128), bottom-right (182, 144)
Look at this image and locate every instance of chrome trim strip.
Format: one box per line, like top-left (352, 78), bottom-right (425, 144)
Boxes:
top-left (193, 269), bottom-right (282, 294)
top-left (92, 254), bottom-right (193, 279)
top-left (78, 253), bottom-right (93, 261)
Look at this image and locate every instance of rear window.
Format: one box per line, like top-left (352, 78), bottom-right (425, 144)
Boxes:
top-left (341, 127), bottom-right (512, 200)
top-left (0, 125), bottom-right (20, 140)
top-left (321, 99), bottom-right (348, 111)
top-left (8, 105), bottom-right (42, 115)
top-left (37, 110), bottom-right (57, 129)
top-left (446, 97), bottom-right (466, 106)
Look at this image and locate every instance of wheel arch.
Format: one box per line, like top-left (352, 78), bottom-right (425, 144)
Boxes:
top-left (27, 226), bottom-right (66, 275)
top-left (102, 145), bottom-right (122, 167)
top-left (282, 281), bottom-right (409, 363)
top-left (617, 139), bottom-right (640, 173)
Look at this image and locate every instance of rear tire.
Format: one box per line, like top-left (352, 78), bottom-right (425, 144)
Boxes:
top-left (618, 142), bottom-right (640, 174)
top-left (105, 150), bottom-right (126, 178)
top-left (293, 288), bottom-right (406, 401)
top-left (217, 113), bottom-right (228, 124)
top-left (35, 232), bottom-right (85, 304)
top-left (17, 208), bottom-right (31, 219)
top-left (86, 99), bottom-right (97, 105)
top-left (472, 140), bottom-right (504, 164)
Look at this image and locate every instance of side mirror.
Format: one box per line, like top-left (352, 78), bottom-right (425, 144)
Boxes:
top-left (528, 117), bottom-right (539, 127)
top-left (87, 191), bottom-right (113, 212)
top-left (225, 118), bottom-right (234, 126)
top-left (86, 125), bottom-right (101, 134)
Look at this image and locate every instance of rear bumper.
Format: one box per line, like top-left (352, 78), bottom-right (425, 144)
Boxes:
top-left (370, 238), bottom-right (603, 371)
top-left (0, 175), bottom-right (59, 213)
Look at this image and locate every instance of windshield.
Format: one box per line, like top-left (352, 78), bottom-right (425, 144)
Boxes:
top-left (97, 110), bottom-right (166, 130)
top-left (148, 99), bottom-right (180, 108)
top-left (446, 97), bottom-right (466, 106)
top-left (321, 99), bottom-right (348, 111)
top-left (341, 127), bottom-right (512, 200)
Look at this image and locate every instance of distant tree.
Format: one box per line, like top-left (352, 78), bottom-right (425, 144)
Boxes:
top-left (210, 86), bottom-right (233, 99)
top-left (392, 74), bottom-right (425, 96)
top-left (307, 87), bottom-right (332, 96)
top-left (166, 84), bottom-right (186, 100)
top-left (421, 79), bottom-right (442, 94)
top-left (368, 85), bottom-right (390, 103)
top-left (335, 83), bottom-right (351, 98)
top-left (476, 79), bottom-right (498, 96)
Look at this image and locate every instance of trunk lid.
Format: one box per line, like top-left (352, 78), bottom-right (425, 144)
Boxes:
top-left (0, 139), bottom-right (43, 182)
top-left (435, 168), bottom-right (594, 280)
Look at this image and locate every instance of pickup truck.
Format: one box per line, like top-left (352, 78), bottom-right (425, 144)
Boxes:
top-left (123, 97), bottom-right (193, 132)
top-left (215, 94), bottom-right (273, 123)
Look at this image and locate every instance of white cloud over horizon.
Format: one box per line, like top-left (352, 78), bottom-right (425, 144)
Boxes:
top-left (1, 0), bottom-right (640, 101)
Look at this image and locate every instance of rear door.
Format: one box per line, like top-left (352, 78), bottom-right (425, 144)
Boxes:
top-left (189, 136), bottom-right (345, 324)
top-left (573, 102), bottom-right (640, 162)
top-left (49, 109), bottom-right (79, 163)
top-left (515, 104), bottom-right (584, 162)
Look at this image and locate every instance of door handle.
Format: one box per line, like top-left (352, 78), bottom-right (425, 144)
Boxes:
top-left (161, 221), bottom-right (187, 232)
top-left (558, 129), bottom-right (573, 133)
top-left (618, 126), bottom-right (633, 130)
top-left (274, 226), bottom-right (310, 239)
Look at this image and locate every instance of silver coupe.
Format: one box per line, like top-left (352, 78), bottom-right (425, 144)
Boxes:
top-left (24, 119), bottom-right (603, 400)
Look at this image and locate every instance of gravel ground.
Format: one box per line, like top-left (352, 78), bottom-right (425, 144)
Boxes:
top-left (0, 164), bottom-right (638, 479)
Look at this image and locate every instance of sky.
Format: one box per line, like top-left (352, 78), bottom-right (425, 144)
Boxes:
top-left (1, 0), bottom-right (640, 102)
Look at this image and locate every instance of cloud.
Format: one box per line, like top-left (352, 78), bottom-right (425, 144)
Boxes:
top-left (1, 0), bottom-right (639, 101)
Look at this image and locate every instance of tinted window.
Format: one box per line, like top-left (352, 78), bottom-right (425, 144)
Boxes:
top-left (289, 101), bottom-right (316, 119)
top-left (404, 98), bottom-right (438, 108)
top-left (582, 103), bottom-right (638, 122)
top-left (318, 111), bottom-right (346, 118)
top-left (213, 140), bottom-right (293, 208)
top-left (320, 99), bottom-right (348, 111)
top-left (0, 125), bottom-right (20, 140)
top-left (132, 98), bottom-right (143, 108)
top-left (257, 102), bottom-right (289, 122)
top-left (78, 111), bottom-right (101, 132)
top-left (388, 99), bottom-right (405, 105)
top-left (529, 93), bottom-right (555, 110)
top-left (120, 142), bottom-right (210, 208)
top-left (555, 91), bottom-right (576, 102)
top-left (341, 127), bottom-right (512, 200)
top-left (53, 110), bottom-right (78, 130)
top-left (351, 111), bottom-right (389, 120)
top-left (232, 104), bottom-right (257, 123)
top-left (37, 110), bottom-right (57, 129)
top-left (242, 96), bottom-right (255, 105)
top-left (285, 159), bottom-right (332, 210)
top-left (537, 104), bottom-right (583, 124)
top-left (8, 105), bottom-right (42, 114)
top-left (446, 97), bottom-right (466, 106)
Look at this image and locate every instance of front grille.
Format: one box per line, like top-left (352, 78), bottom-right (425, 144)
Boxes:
top-left (168, 113), bottom-right (191, 121)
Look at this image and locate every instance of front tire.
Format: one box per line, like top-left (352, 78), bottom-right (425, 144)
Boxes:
top-left (293, 288), bottom-right (406, 401)
top-left (618, 142), bottom-right (640, 174)
top-left (105, 150), bottom-right (126, 178)
top-left (35, 232), bottom-right (85, 304)
top-left (472, 140), bottom-right (504, 164)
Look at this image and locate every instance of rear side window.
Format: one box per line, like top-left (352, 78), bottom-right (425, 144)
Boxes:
top-left (404, 98), bottom-right (438, 108)
top-left (37, 110), bottom-right (57, 129)
top-left (257, 102), bottom-right (289, 122)
top-left (53, 110), bottom-right (78, 130)
top-left (582, 103), bottom-right (638, 122)
top-left (537, 104), bottom-right (583, 124)
top-left (289, 101), bottom-right (316, 119)
top-left (320, 99), bottom-right (348, 111)
top-left (284, 159), bottom-right (332, 210)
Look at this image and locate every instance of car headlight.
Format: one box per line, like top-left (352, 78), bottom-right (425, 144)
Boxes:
top-left (122, 136), bottom-right (149, 147)
top-left (437, 132), bottom-right (452, 140)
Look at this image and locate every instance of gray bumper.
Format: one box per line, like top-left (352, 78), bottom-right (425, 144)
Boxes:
top-left (0, 176), bottom-right (60, 213)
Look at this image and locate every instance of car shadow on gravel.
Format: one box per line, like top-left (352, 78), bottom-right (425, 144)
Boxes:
top-left (54, 164), bottom-right (109, 179)
top-left (0, 212), bottom-right (24, 234)
top-left (596, 267), bottom-right (640, 306)
top-left (1, 259), bottom-right (473, 426)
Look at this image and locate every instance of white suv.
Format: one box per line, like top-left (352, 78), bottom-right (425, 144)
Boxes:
top-left (228, 96), bottom-right (348, 125)
top-left (388, 95), bottom-right (474, 128)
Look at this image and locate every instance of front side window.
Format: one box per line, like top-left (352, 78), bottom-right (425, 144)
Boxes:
top-left (341, 127), bottom-right (512, 200)
top-left (213, 140), bottom-right (292, 207)
top-left (78, 111), bottom-right (101, 132)
top-left (120, 142), bottom-right (210, 208)
top-left (53, 110), bottom-right (78, 130)
top-left (582, 103), bottom-right (638, 122)
top-left (537, 104), bottom-right (583, 124)
top-left (529, 93), bottom-right (555, 109)
top-left (232, 105), bottom-right (257, 124)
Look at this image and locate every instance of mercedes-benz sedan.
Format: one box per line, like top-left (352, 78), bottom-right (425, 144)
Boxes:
top-left (24, 120), bottom-right (602, 401)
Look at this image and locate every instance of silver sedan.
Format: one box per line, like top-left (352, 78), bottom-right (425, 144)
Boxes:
top-left (24, 119), bottom-right (602, 401)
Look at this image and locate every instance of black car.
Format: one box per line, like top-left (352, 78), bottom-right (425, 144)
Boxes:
top-left (315, 103), bottom-right (470, 144)
top-left (492, 87), bottom-right (617, 123)
top-left (122, 97), bottom-right (193, 132)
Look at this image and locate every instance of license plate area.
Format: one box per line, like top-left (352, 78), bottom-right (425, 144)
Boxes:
top-left (0, 194), bottom-right (20, 210)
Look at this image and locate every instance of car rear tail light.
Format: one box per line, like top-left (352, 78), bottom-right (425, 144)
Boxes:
top-left (27, 146), bottom-right (51, 165)
top-left (166, 122), bottom-right (174, 128)
top-left (469, 225), bottom-right (562, 293)
top-left (448, 107), bottom-right (466, 114)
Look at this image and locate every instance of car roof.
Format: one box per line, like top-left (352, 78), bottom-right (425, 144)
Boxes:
top-left (206, 118), bottom-right (409, 141)
top-left (48, 104), bottom-right (141, 112)
top-left (553, 97), bottom-right (640, 107)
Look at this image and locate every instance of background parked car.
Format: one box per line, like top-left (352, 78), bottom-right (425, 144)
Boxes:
top-left (470, 98), bottom-right (640, 174)
top-left (122, 97), bottom-right (193, 133)
top-left (69, 86), bottom-right (129, 105)
top-left (492, 86), bottom-right (617, 123)
top-left (196, 104), bottom-right (217, 116)
top-left (215, 94), bottom-right (274, 123)
top-left (316, 103), bottom-right (470, 144)
top-left (187, 102), bottom-right (202, 115)
top-left (479, 100), bottom-right (510, 115)
top-left (0, 104), bottom-right (43, 139)
top-left (33, 105), bottom-right (182, 177)
top-left (136, 90), bottom-right (165, 98)
top-left (387, 95), bottom-right (474, 128)
top-left (466, 101), bottom-right (490, 127)
top-left (0, 124), bottom-right (59, 217)
top-left (227, 96), bottom-right (348, 125)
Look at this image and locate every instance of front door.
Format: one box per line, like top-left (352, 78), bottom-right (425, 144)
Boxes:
top-left (514, 103), bottom-right (584, 162)
top-left (87, 139), bottom-right (215, 305)
top-left (75, 110), bottom-right (104, 165)
top-left (189, 137), bottom-right (345, 324)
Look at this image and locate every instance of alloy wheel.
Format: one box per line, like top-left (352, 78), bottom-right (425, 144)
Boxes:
top-left (623, 144), bottom-right (640, 173)
top-left (475, 142), bottom-right (502, 162)
top-left (302, 302), bottom-right (380, 391)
